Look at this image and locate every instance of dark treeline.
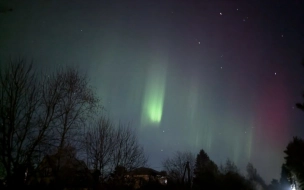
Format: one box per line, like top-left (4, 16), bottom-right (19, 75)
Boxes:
top-left (0, 59), bottom-right (147, 189)
top-left (0, 58), bottom-right (304, 190)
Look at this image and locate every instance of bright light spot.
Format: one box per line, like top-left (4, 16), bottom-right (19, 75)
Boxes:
top-left (198, 41), bottom-right (200, 44)
top-left (237, 8), bottom-right (238, 11)
top-left (163, 130), bottom-right (165, 132)
top-left (220, 67), bottom-right (222, 69)
top-left (161, 149), bottom-right (163, 152)
top-left (275, 72), bottom-right (277, 75)
top-left (281, 34), bottom-right (284, 37)
top-left (291, 184), bottom-right (296, 190)
top-left (220, 12), bottom-right (222, 15)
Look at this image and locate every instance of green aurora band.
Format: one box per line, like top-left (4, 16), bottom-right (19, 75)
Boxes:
top-left (141, 63), bottom-right (167, 126)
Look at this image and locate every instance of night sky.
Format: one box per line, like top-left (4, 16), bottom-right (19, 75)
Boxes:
top-left (1, 0), bottom-right (304, 183)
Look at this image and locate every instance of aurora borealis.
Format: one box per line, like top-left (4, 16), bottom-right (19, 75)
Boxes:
top-left (141, 60), bottom-right (167, 126)
top-left (1, 0), bottom-right (304, 183)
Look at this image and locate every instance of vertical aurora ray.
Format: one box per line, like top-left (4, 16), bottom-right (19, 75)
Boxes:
top-left (187, 78), bottom-right (199, 125)
top-left (214, 111), bottom-right (250, 165)
top-left (206, 125), bottom-right (213, 150)
top-left (201, 117), bottom-right (215, 152)
top-left (141, 61), bottom-right (167, 127)
top-left (246, 127), bottom-right (253, 160)
top-left (245, 115), bottom-right (255, 161)
top-left (187, 76), bottom-right (201, 149)
top-left (233, 137), bottom-right (240, 163)
top-left (195, 131), bottom-right (199, 148)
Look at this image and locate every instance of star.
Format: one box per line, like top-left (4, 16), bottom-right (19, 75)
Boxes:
top-left (220, 12), bottom-right (222, 15)
top-left (198, 42), bottom-right (200, 44)
top-left (275, 72), bottom-right (277, 75)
